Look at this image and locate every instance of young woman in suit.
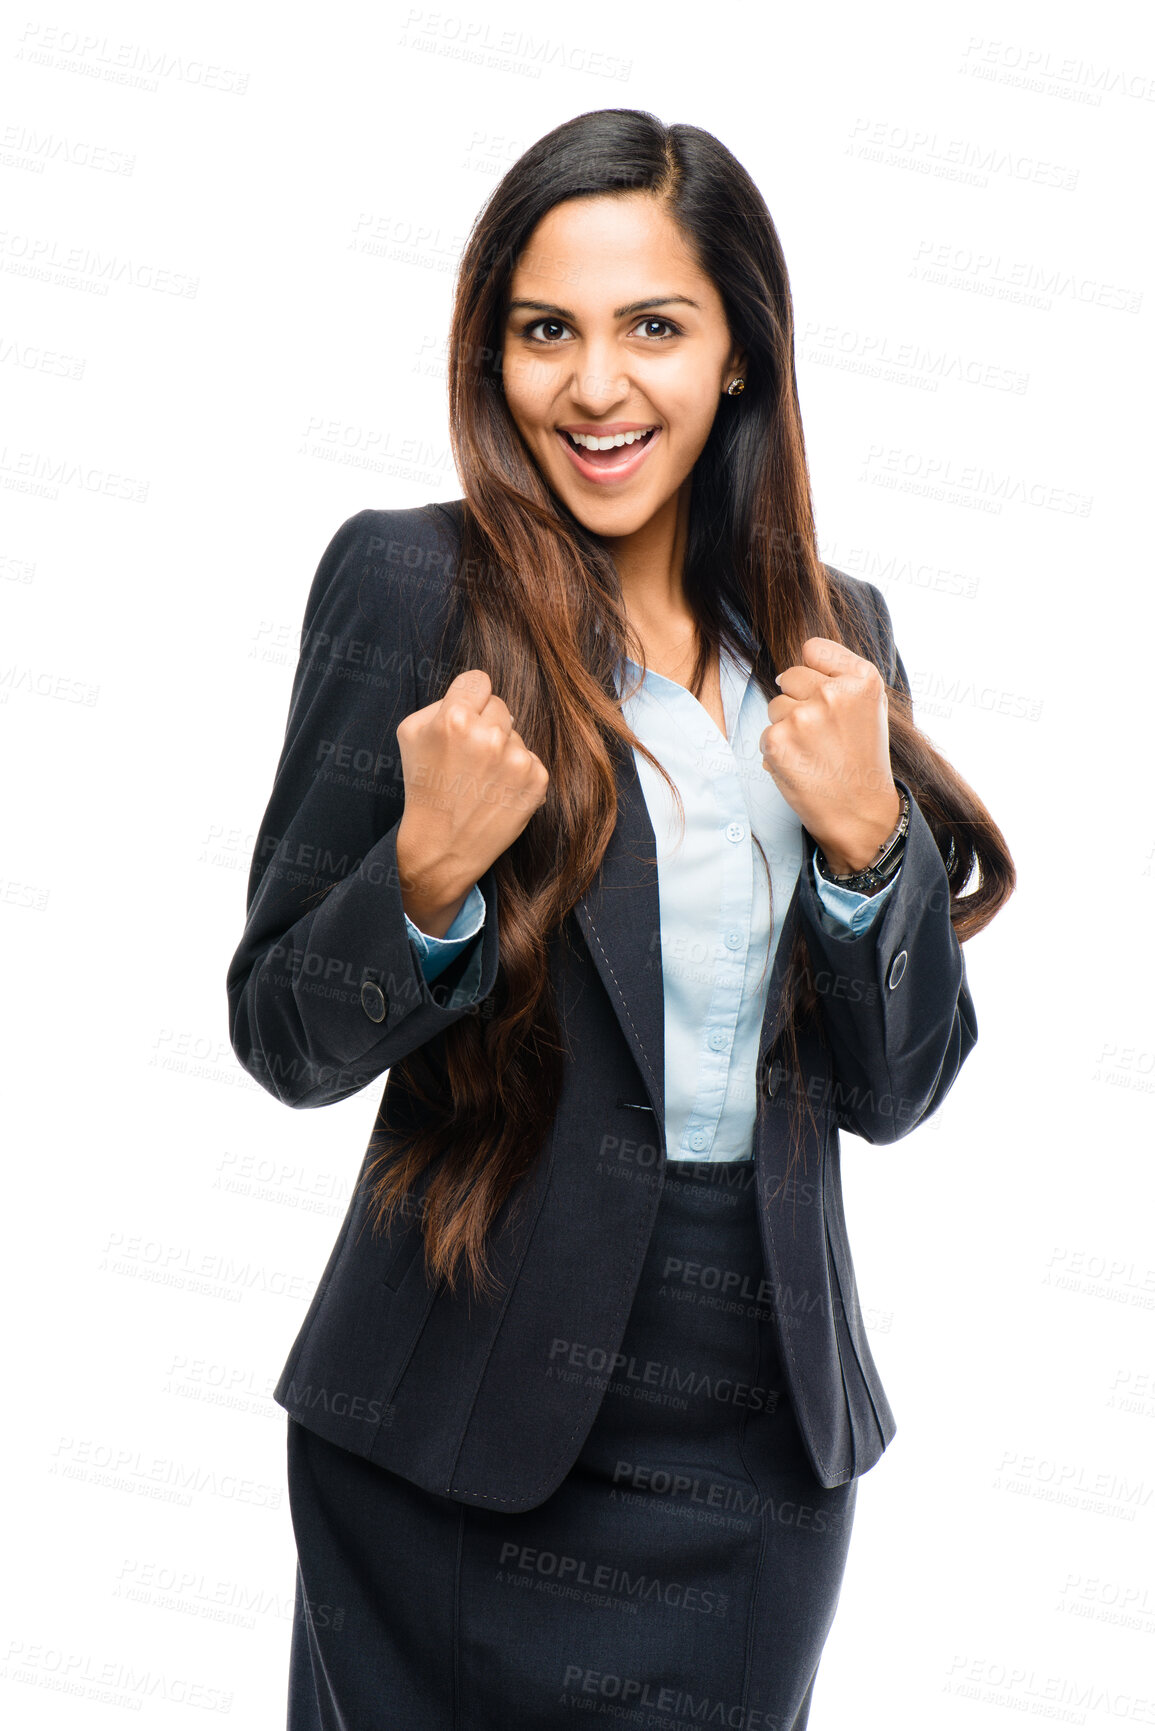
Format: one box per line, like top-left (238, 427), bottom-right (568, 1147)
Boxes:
top-left (228, 109), bottom-right (1013, 1728)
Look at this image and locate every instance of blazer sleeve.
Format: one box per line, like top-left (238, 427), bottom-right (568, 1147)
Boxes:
top-left (225, 509), bottom-right (500, 1109)
top-left (795, 581), bottom-right (978, 1144)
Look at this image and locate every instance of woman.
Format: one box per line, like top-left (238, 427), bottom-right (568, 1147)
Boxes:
top-left (227, 110), bottom-right (1013, 1729)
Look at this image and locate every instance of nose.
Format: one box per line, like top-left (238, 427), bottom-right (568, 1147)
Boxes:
top-left (566, 336), bottom-right (632, 415)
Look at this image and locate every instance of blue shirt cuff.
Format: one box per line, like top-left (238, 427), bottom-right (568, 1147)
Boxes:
top-left (404, 882), bottom-right (486, 983)
top-left (811, 850), bottom-right (900, 934)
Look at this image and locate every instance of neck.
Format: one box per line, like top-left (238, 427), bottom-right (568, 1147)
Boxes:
top-left (599, 482), bottom-right (694, 647)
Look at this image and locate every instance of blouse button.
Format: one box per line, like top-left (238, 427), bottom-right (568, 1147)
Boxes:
top-left (690, 1130), bottom-right (709, 1151)
top-left (725, 930), bottom-right (743, 949)
top-left (708, 1029), bottom-right (728, 1051)
top-left (725, 821), bottom-right (746, 842)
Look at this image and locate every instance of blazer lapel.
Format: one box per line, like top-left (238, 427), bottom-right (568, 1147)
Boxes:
top-left (571, 731), bottom-right (667, 1133)
top-left (757, 879), bottom-right (800, 1065)
top-left (571, 729), bottom-right (804, 1152)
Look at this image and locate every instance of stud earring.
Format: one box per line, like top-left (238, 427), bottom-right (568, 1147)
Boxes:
top-left (726, 378), bottom-right (745, 396)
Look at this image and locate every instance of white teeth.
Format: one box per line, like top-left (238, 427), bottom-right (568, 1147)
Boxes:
top-left (565, 427), bottom-right (656, 451)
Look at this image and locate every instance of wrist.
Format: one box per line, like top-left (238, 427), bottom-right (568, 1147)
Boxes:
top-left (396, 820), bottom-right (477, 939)
top-left (402, 887), bottom-right (472, 940)
top-left (813, 784), bottom-right (910, 894)
top-left (814, 787), bottom-right (902, 877)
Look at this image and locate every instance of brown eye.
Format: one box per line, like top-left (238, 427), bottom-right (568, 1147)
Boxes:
top-left (523, 319), bottom-right (570, 343)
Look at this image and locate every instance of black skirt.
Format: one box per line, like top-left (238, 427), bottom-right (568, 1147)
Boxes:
top-left (286, 1156), bottom-right (858, 1730)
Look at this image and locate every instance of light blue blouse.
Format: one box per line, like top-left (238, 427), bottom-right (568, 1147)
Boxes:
top-left (402, 644), bottom-right (899, 1162)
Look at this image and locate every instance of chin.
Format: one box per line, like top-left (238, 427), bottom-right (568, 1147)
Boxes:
top-left (542, 468), bottom-right (663, 529)
top-left (559, 494), bottom-right (658, 539)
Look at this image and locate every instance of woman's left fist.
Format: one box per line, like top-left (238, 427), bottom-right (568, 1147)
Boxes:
top-left (760, 637), bottom-right (900, 876)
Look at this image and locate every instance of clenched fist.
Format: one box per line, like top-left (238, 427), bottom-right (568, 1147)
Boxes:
top-left (395, 669), bottom-right (550, 936)
top-left (760, 638), bottom-right (900, 877)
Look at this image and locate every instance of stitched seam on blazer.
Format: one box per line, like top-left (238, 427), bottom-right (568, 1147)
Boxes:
top-left (450, 1150), bottom-right (660, 1507)
top-left (530, 1167), bottom-right (659, 1502)
top-left (444, 1133), bottom-right (559, 1497)
top-left (823, 1144), bottom-right (888, 1440)
top-left (760, 1200), bottom-right (832, 1481)
top-left (520, 1182), bottom-right (659, 1510)
top-left (450, 1124), bottom-right (660, 1507)
top-left (823, 1200), bottom-right (860, 1477)
top-left (275, 1195), bottom-right (361, 1396)
top-left (582, 908), bottom-right (663, 1101)
top-left (823, 1157), bottom-right (885, 1457)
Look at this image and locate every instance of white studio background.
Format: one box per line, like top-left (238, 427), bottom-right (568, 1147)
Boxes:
top-left (3, 0), bottom-right (1153, 1724)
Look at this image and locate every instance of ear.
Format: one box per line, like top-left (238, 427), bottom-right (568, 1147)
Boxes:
top-left (726, 343), bottom-right (748, 382)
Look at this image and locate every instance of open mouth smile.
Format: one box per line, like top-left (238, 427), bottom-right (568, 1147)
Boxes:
top-left (555, 426), bottom-right (662, 484)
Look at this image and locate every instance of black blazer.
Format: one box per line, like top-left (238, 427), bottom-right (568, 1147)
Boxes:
top-left (226, 500), bottom-right (976, 1511)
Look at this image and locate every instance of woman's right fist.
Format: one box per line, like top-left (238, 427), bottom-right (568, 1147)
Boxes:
top-left (394, 669), bottom-right (550, 936)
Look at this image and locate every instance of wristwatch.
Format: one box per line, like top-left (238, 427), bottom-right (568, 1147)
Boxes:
top-left (813, 783), bottom-right (911, 896)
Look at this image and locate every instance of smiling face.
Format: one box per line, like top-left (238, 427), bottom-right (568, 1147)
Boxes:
top-left (500, 193), bottom-right (746, 546)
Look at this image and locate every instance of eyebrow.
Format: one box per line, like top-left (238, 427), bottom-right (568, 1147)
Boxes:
top-left (506, 295), bottom-right (701, 320)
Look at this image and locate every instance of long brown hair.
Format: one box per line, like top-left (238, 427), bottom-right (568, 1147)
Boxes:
top-left (364, 108), bottom-right (1015, 1300)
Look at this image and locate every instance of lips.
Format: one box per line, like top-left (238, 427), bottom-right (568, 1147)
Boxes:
top-left (555, 426), bottom-right (662, 484)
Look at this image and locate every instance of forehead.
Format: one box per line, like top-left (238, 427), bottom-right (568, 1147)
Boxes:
top-left (507, 194), bottom-right (715, 309)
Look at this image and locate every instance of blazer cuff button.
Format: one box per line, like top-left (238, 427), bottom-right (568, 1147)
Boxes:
top-left (360, 979), bottom-right (388, 1022)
